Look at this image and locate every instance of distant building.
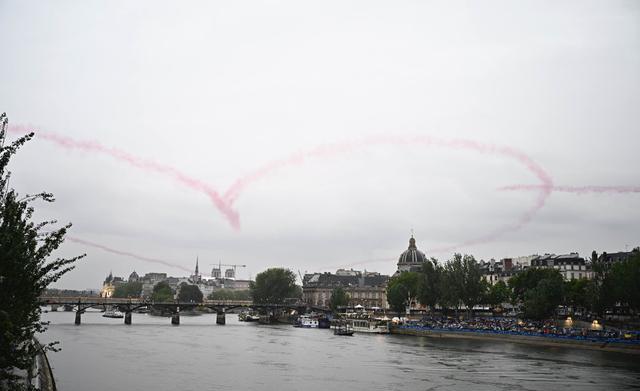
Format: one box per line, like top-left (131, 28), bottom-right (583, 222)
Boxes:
top-left (511, 255), bottom-right (537, 268)
top-left (143, 272), bottom-right (167, 283)
top-left (128, 271), bottom-right (139, 282)
top-left (190, 258), bottom-right (202, 283)
top-left (99, 272), bottom-right (125, 298)
top-left (396, 235), bottom-right (428, 275)
top-left (303, 270), bottom-right (389, 309)
top-left (480, 258), bottom-right (526, 286)
top-left (531, 253), bottom-right (591, 280)
top-left (597, 249), bottom-right (638, 269)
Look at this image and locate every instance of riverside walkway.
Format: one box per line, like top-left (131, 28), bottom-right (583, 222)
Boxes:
top-left (393, 317), bottom-right (640, 354)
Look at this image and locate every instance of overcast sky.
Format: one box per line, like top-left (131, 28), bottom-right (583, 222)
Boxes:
top-left (1, 0), bottom-right (639, 289)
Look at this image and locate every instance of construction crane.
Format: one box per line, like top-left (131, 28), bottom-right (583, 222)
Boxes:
top-left (210, 261), bottom-right (246, 279)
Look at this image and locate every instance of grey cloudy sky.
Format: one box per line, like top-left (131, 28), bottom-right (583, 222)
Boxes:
top-left (1, 0), bottom-right (639, 289)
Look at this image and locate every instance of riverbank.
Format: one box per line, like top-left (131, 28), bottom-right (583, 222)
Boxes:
top-left (34, 339), bottom-right (57, 391)
top-left (391, 326), bottom-right (640, 354)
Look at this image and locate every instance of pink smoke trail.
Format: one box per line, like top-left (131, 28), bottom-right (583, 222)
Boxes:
top-left (67, 236), bottom-right (192, 273)
top-left (223, 135), bottom-right (556, 205)
top-left (224, 135), bottom-right (554, 253)
top-left (8, 125), bottom-right (240, 229)
top-left (10, 124), bottom-right (558, 254)
top-left (499, 184), bottom-right (640, 194)
top-left (10, 124), bottom-right (555, 249)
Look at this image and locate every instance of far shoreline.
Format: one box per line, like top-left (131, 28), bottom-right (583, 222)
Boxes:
top-left (390, 326), bottom-right (640, 355)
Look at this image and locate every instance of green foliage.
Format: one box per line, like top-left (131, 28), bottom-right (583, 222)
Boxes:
top-left (0, 114), bottom-right (84, 385)
top-left (329, 287), bottom-right (349, 312)
top-left (458, 254), bottom-right (485, 315)
top-left (605, 251), bottom-right (640, 312)
top-left (177, 283), bottom-right (203, 303)
top-left (249, 268), bottom-right (299, 304)
top-left (386, 272), bottom-right (420, 313)
top-left (509, 267), bottom-right (563, 302)
top-left (151, 281), bottom-right (174, 302)
top-left (585, 249), bottom-right (640, 316)
top-left (509, 268), bottom-right (564, 319)
top-left (486, 280), bottom-right (511, 308)
top-left (112, 281), bottom-right (143, 298)
top-left (386, 283), bottom-right (407, 313)
top-left (416, 258), bottom-right (442, 308)
top-left (208, 289), bottom-right (251, 301)
top-left (439, 254), bottom-right (464, 311)
top-left (523, 278), bottom-right (564, 319)
top-left (563, 278), bottom-right (590, 309)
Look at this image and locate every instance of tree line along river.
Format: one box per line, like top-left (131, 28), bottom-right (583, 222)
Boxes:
top-left (41, 311), bottom-right (640, 391)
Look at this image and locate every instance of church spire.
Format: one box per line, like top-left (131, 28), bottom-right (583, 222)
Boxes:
top-left (195, 256), bottom-right (199, 276)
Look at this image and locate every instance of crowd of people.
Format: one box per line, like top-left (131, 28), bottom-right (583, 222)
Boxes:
top-left (400, 316), bottom-right (639, 342)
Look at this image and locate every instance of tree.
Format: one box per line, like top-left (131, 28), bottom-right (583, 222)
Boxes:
top-left (607, 251), bottom-right (640, 313)
top-left (0, 114), bottom-right (84, 387)
top-left (416, 258), bottom-right (442, 309)
top-left (439, 254), bottom-right (465, 314)
top-left (329, 287), bottom-right (349, 312)
top-left (459, 254), bottom-right (486, 318)
top-left (112, 281), bottom-right (143, 298)
top-left (523, 278), bottom-right (564, 320)
top-left (585, 249), bottom-right (640, 318)
top-left (249, 268), bottom-right (299, 304)
top-left (563, 278), bottom-right (589, 310)
top-left (509, 267), bottom-right (563, 303)
top-left (509, 268), bottom-right (564, 320)
top-left (386, 272), bottom-right (420, 314)
top-left (486, 280), bottom-right (511, 309)
top-left (177, 283), bottom-right (203, 303)
top-left (151, 281), bottom-right (174, 302)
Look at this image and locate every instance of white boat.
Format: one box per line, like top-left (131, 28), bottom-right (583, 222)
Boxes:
top-left (239, 311), bottom-right (260, 322)
top-left (102, 308), bottom-right (124, 318)
top-left (295, 314), bottom-right (319, 328)
top-left (341, 314), bottom-right (390, 334)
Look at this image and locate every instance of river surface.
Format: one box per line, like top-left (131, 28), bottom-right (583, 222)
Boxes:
top-left (41, 311), bottom-right (640, 391)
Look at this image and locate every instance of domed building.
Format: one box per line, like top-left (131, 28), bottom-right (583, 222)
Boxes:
top-left (129, 270), bottom-right (139, 282)
top-left (396, 235), bottom-right (427, 274)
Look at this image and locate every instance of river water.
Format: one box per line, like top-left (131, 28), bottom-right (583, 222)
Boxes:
top-left (41, 311), bottom-right (640, 391)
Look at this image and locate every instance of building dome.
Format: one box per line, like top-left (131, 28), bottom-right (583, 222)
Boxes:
top-left (397, 236), bottom-right (427, 273)
top-left (129, 271), bottom-right (139, 282)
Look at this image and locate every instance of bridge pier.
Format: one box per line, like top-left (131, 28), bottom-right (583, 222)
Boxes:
top-left (171, 313), bottom-right (180, 325)
top-left (74, 311), bottom-right (81, 325)
top-left (124, 311), bottom-right (132, 325)
top-left (216, 309), bottom-right (226, 325)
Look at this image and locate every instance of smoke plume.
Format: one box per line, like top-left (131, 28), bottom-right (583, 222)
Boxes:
top-left (67, 236), bottom-right (192, 273)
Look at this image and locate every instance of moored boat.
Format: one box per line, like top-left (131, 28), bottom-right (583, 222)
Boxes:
top-left (239, 311), bottom-right (260, 322)
top-left (103, 308), bottom-right (124, 318)
top-left (333, 320), bottom-right (355, 336)
top-left (336, 313), bottom-right (390, 334)
top-left (295, 314), bottom-right (319, 328)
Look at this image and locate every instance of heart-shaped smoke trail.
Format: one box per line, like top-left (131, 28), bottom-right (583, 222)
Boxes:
top-left (7, 124), bottom-right (638, 270)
